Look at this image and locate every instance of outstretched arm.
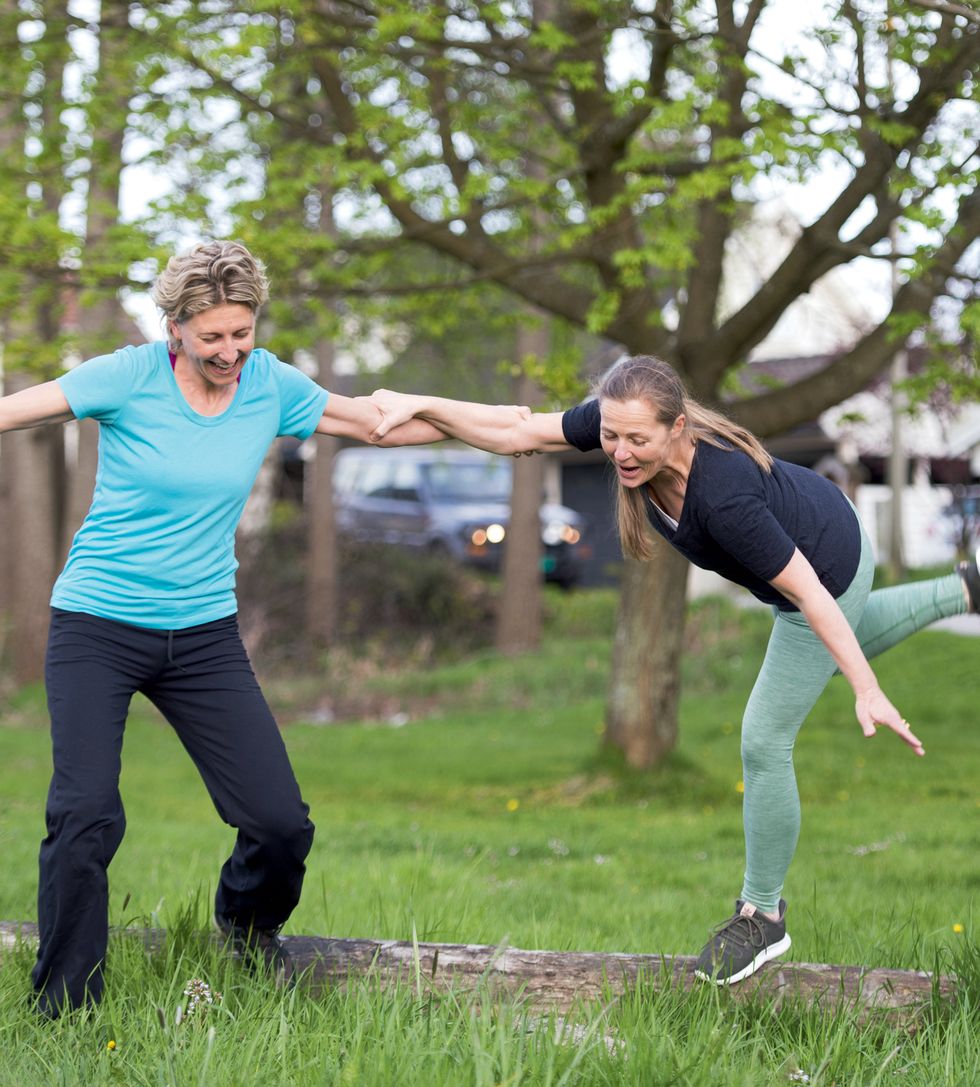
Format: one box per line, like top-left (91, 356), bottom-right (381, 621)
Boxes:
top-left (770, 549), bottom-right (924, 756)
top-left (369, 389), bottom-right (570, 455)
top-left (0, 381), bottom-right (75, 433)
top-left (314, 393), bottom-right (447, 445)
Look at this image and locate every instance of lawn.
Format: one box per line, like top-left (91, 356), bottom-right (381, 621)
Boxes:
top-left (0, 593), bottom-right (977, 1085)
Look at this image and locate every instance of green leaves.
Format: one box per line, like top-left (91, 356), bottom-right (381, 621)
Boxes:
top-left (4, 0), bottom-right (975, 422)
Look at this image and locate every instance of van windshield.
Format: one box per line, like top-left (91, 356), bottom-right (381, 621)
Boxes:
top-left (423, 461), bottom-right (513, 503)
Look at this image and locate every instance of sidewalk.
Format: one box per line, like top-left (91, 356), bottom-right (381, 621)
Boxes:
top-left (931, 613), bottom-right (980, 637)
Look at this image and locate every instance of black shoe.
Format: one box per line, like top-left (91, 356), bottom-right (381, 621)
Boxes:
top-left (957, 546), bottom-right (980, 614)
top-left (694, 899), bottom-right (791, 985)
top-left (214, 915), bottom-right (296, 986)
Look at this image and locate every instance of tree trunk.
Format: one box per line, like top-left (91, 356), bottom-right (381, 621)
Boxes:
top-left (2, 374), bottom-right (59, 683)
top-left (605, 548), bottom-right (690, 768)
top-left (0, 0), bottom-right (66, 683)
top-left (305, 339), bottom-right (339, 652)
top-left (495, 324), bottom-right (547, 653)
top-left (496, 448), bottom-right (545, 652)
top-left (63, 0), bottom-right (135, 558)
top-left (0, 430), bottom-right (11, 671)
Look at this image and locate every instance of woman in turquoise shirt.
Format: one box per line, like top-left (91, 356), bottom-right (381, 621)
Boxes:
top-left (0, 241), bottom-right (442, 1017)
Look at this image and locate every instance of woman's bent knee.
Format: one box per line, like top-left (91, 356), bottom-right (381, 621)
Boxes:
top-left (245, 809), bottom-right (314, 862)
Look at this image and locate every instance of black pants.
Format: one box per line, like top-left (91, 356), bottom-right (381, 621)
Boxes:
top-left (31, 609), bottom-right (314, 1017)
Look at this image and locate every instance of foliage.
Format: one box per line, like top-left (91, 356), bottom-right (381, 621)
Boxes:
top-left (127, 0), bottom-right (979, 420)
top-left (236, 502), bottom-right (499, 668)
top-left (0, 3), bottom-right (161, 370)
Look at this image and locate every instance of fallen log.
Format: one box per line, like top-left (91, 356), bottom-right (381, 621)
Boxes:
top-left (0, 920), bottom-right (953, 1017)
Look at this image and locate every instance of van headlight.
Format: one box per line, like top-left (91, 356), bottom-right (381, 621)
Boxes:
top-left (471, 524), bottom-right (506, 547)
top-left (542, 521), bottom-right (580, 546)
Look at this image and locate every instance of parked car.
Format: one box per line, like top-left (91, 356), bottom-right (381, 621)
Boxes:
top-left (332, 447), bottom-right (589, 587)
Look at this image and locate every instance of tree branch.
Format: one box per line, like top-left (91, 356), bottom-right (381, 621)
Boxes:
top-left (907, 0), bottom-right (980, 25)
top-left (732, 183), bottom-right (980, 437)
top-left (702, 24), bottom-right (980, 380)
top-left (676, 0), bottom-right (758, 361)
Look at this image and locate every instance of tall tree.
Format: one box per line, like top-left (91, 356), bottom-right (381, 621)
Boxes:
top-left (0, 0), bottom-right (159, 681)
top-left (0, 0), bottom-right (72, 682)
top-left (498, 319), bottom-right (549, 653)
top-left (149, 0), bottom-right (978, 764)
top-left (64, 0), bottom-right (144, 555)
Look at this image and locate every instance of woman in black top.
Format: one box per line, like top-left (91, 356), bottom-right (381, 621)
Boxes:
top-left (369, 355), bottom-right (978, 984)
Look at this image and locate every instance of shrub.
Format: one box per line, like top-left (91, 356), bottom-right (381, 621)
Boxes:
top-left (236, 507), bottom-right (497, 667)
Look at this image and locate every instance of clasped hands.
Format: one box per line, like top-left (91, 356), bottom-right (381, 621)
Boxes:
top-left (367, 388), bottom-right (532, 449)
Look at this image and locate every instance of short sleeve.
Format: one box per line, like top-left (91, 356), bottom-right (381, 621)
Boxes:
top-left (561, 399), bottom-right (602, 451)
top-left (705, 497), bottom-right (797, 584)
top-left (275, 361), bottom-right (330, 439)
top-left (57, 351), bottom-right (134, 424)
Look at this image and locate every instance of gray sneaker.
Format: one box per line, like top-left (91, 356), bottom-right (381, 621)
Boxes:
top-left (694, 899), bottom-right (791, 985)
top-left (214, 915), bottom-right (296, 986)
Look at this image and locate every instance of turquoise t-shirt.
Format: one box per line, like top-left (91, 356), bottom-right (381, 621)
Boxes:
top-left (51, 340), bottom-right (329, 629)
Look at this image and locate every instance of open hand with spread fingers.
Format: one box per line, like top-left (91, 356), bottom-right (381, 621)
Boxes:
top-left (855, 687), bottom-right (924, 756)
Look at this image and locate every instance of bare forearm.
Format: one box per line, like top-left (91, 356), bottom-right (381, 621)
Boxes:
top-left (371, 391), bottom-right (568, 454)
top-left (797, 591), bottom-right (878, 695)
top-left (409, 397), bottom-right (519, 451)
top-left (771, 547), bottom-right (922, 753)
top-left (316, 393), bottom-right (443, 445)
top-left (371, 417), bottom-right (447, 446)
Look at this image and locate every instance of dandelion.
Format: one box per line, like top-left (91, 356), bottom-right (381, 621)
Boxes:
top-left (735, 781), bottom-right (744, 794)
top-left (506, 798), bottom-right (520, 812)
top-left (106, 1040), bottom-right (116, 1051)
top-left (953, 923), bottom-right (965, 934)
top-left (549, 838), bottom-right (570, 856)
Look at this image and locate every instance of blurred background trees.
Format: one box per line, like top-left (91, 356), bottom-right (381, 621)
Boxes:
top-left (1, 1), bottom-right (977, 765)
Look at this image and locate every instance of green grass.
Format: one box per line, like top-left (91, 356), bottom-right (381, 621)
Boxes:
top-left (0, 593), bottom-right (977, 1084)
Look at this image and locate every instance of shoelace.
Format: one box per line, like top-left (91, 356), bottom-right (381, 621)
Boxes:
top-left (710, 912), bottom-right (770, 952)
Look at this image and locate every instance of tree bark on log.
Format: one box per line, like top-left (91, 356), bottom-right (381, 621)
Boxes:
top-left (0, 921), bottom-right (952, 1019)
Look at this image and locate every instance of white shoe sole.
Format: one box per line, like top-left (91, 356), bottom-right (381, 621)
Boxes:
top-left (695, 933), bottom-right (791, 986)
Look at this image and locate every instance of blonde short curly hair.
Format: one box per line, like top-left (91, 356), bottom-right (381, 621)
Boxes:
top-left (151, 241), bottom-right (269, 349)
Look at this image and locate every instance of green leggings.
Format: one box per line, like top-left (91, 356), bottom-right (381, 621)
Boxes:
top-left (740, 527), bottom-right (966, 912)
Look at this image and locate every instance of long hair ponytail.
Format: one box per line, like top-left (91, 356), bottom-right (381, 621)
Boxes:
top-left (596, 356), bottom-right (772, 561)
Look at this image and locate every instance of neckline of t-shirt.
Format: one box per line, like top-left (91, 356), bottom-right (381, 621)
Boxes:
top-left (160, 341), bottom-right (251, 426)
top-left (643, 440), bottom-right (700, 533)
top-left (649, 500), bottom-right (679, 531)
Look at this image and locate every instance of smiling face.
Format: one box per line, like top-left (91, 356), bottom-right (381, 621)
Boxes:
top-left (171, 303), bottom-right (256, 388)
top-left (599, 397), bottom-right (687, 488)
